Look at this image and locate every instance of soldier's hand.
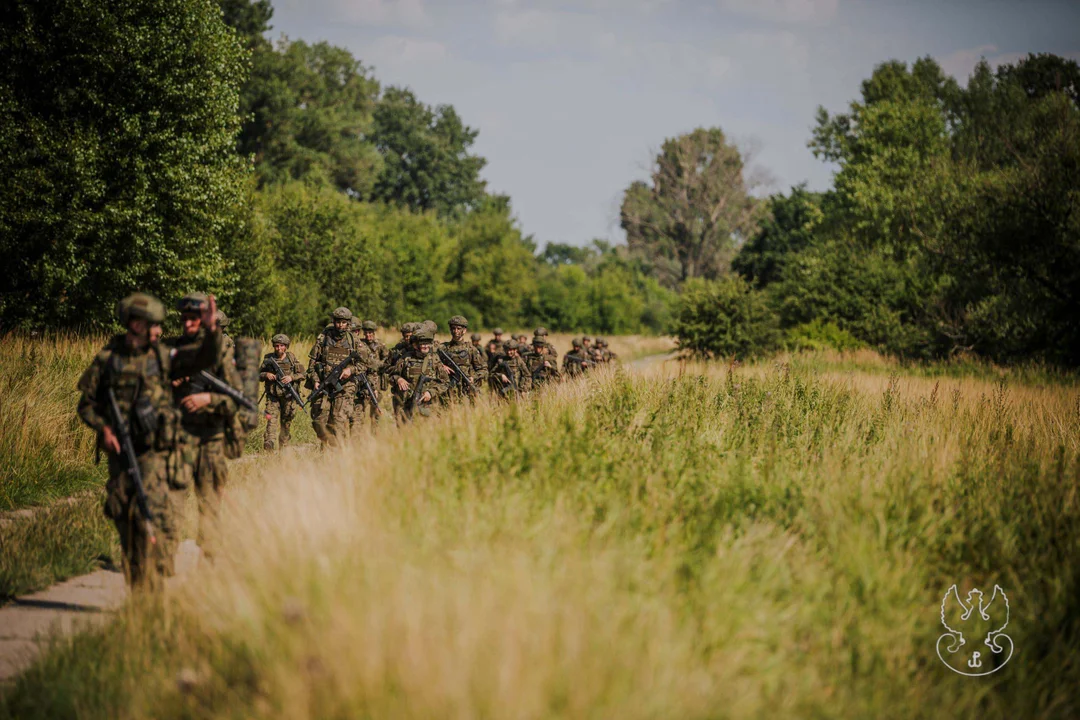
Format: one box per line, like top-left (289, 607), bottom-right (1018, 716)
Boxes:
top-left (203, 294), bottom-right (218, 331)
top-left (442, 364), bottom-right (453, 375)
top-left (396, 378), bottom-right (410, 392)
top-left (500, 373), bottom-right (510, 384)
top-left (172, 377), bottom-right (187, 388)
top-left (282, 375), bottom-right (293, 385)
top-left (341, 367), bottom-right (353, 380)
top-left (102, 426), bottom-right (121, 455)
top-left (181, 392), bottom-right (212, 413)
top-left (420, 391), bottom-right (432, 403)
top-left (544, 361), bottom-right (552, 369)
top-left (313, 381), bottom-right (320, 391)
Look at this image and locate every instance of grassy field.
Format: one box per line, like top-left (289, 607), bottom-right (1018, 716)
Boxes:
top-left (3, 349), bottom-right (1078, 718)
top-left (0, 330), bottom-right (671, 599)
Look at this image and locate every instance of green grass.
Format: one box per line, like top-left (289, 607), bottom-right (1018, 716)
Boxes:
top-left (3, 360), bottom-right (1078, 718)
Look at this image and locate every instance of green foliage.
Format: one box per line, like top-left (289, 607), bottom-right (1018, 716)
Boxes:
top-left (371, 87), bottom-right (488, 218)
top-left (732, 185), bottom-right (823, 287)
top-left (0, 0), bottom-right (247, 330)
top-left (784, 319), bottom-right (864, 352)
top-left (672, 277), bottom-right (779, 359)
top-left (620, 127), bottom-right (763, 287)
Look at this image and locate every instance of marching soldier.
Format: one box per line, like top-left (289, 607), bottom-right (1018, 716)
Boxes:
top-left (77, 293), bottom-right (222, 589)
top-left (307, 307), bottom-right (359, 448)
top-left (390, 326), bottom-right (450, 421)
top-left (533, 327), bottom-right (558, 361)
top-left (471, 333), bottom-right (487, 365)
top-left (441, 316), bottom-right (488, 400)
top-left (260, 334), bottom-right (304, 452)
top-left (167, 293), bottom-right (242, 555)
top-left (527, 335), bottom-right (561, 386)
top-left (388, 322), bottom-right (417, 421)
top-left (353, 320), bottom-right (389, 429)
top-left (488, 327), bottom-right (507, 352)
top-left (493, 340), bottom-right (533, 397)
top-left (562, 338), bottom-right (592, 378)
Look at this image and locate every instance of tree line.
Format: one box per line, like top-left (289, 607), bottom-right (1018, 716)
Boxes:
top-left (0, 0), bottom-right (673, 337)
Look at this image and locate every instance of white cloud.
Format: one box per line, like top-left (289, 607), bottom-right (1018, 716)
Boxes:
top-left (719, 0), bottom-right (839, 25)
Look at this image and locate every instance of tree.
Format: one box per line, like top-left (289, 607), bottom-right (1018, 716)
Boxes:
top-left (370, 87), bottom-right (488, 218)
top-left (620, 128), bottom-right (765, 288)
top-left (732, 185), bottom-right (824, 287)
top-left (0, 0), bottom-right (247, 330)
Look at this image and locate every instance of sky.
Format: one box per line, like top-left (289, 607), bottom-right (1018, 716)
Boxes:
top-left (267, 0), bottom-right (1080, 247)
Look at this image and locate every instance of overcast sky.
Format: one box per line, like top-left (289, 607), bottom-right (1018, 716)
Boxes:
top-left (268, 0), bottom-right (1080, 247)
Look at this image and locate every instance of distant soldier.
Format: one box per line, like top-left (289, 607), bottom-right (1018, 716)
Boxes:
top-left (471, 333), bottom-right (487, 365)
top-left (596, 337), bottom-right (618, 364)
top-left (494, 341), bottom-right (533, 396)
top-left (441, 316), bottom-right (488, 400)
top-left (387, 322), bottom-right (418, 420)
top-left (533, 327), bottom-right (558, 361)
top-left (527, 336), bottom-right (561, 386)
top-left (260, 334), bottom-right (304, 452)
top-left (562, 338), bottom-right (592, 378)
top-left (390, 326), bottom-right (450, 421)
top-left (307, 307), bottom-right (359, 448)
top-left (77, 293), bottom-right (222, 589)
top-left (353, 320), bottom-right (389, 429)
top-left (488, 327), bottom-right (507, 352)
top-left (217, 310), bottom-right (234, 356)
top-left (167, 293), bottom-right (243, 554)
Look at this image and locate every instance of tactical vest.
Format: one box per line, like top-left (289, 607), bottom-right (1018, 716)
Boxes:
top-left (264, 351), bottom-right (302, 399)
top-left (320, 331), bottom-right (355, 367)
top-left (442, 341), bottom-right (475, 378)
top-left (100, 338), bottom-right (179, 455)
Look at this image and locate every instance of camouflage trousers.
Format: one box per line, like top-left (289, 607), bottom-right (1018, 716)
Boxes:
top-left (311, 387), bottom-right (354, 447)
top-left (350, 388), bottom-right (382, 432)
top-left (187, 430), bottom-right (229, 555)
top-left (264, 396), bottom-right (298, 451)
top-left (104, 449), bottom-right (187, 590)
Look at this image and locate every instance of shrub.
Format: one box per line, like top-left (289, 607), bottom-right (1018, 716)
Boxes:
top-left (672, 277), bottom-right (780, 359)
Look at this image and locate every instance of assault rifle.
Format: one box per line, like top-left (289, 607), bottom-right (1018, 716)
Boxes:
top-left (265, 356), bottom-right (305, 409)
top-left (106, 388), bottom-right (157, 545)
top-left (437, 347), bottom-right (478, 397)
top-left (402, 373), bottom-right (430, 419)
top-left (191, 371), bottom-right (259, 413)
top-left (308, 352), bottom-right (358, 405)
top-left (358, 369), bottom-right (382, 416)
top-left (565, 351), bottom-right (595, 372)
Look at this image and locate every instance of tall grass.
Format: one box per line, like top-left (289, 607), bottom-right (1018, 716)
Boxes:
top-left (4, 357), bottom-right (1078, 718)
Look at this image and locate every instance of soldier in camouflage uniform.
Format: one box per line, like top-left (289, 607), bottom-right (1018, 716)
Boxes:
top-left (487, 327), bottom-right (507, 353)
top-left (601, 338), bottom-right (619, 363)
top-left (533, 327), bottom-right (558, 361)
top-left (167, 293), bottom-right (242, 555)
top-left (307, 307), bottom-right (360, 448)
top-left (77, 293), bottom-right (222, 589)
top-left (494, 341), bottom-right (533, 397)
top-left (562, 338), bottom-right (592, 378)
top-left (390, 326), bottom-right (450, 421)
top-left (260, 334), bottom-right (305, 452)
top-left (352, 320), bottom-right (389, 430)
top-left (441, 315), bottom-right (488, 400)
top-left (387, 323), bottom-right (418, 422)
top-left (471, 333), bottom-right (487, 366)
top-left (527, 335), bottom-right (561, 386)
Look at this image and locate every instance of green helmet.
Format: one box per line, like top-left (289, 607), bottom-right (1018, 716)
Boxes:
top-left (176, 292), bottom-right (209, 314)
top-left (361, 320), bottom-right (377, 331)
top-left (572, 338), bottom-right (583, 348)
top-left (470, 333), bottom-right (481, 342)
top-left (493, 327), bottom-right (504, 335)
top-left (331, 307), bottom-right (352, 321)
top-left (117, 293), bottom-right (165, 325)
top-left (271, 333), bottom-right (290, 347)
top-left (506, 341), bottom-right (520, 352)
top-left (448, 315), bottom-right (468, 328)
top-left (532, 336), bottom-right (545, 346)
top-left (215, 310), bottom-right (230, 328)
top-left (420, 320), bottom-right (438, 336)
top-left (534, 327), bottom-right (549, 337)
top-left (412, 328), bottom-right (435, 343)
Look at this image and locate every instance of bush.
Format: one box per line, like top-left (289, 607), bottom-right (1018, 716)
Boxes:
top-left (785, 319), bottom-right (864, 352)
top-left (672, 277), bottom-right (780, 359)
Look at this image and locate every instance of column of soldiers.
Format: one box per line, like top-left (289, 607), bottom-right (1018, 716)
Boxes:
top-left (78, 294), bottom-right (619, 590)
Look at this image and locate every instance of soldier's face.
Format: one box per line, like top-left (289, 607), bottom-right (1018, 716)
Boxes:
top-left (181, 313), bottom-right (201, 337)
top-left (452, 326), bottom-right (465, 341)
top-left (149, 324), bottom-right (162, 342)
top-left (494, 333), bottom-right (502, 341)
top-left (418, 342), bottom-right (432, 355)
top-left (364, 331), bottom-right (375, 342)
top-left (274, 343), bottom-right (287, 356)
top-left (334, 319), bottom-right (349, 332)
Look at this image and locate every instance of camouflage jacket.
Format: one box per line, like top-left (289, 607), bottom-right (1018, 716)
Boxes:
top-left (167, 328), bottom-right (241, 437)
top-left (527, 350), bottom-right (561, 384)
top-left (77, 330), bottom-right (222, 454)
top-left (260, 351), bottom-right (305, 401)
top-left (562, 350), bottom-right (591, 377)
top-left (440, 338), bottom-right (488, 386)
top-left (495, 354), bottom-right (533, 393)
top-left (307, 329), bottom-right (359, 388)
top-left (390, 350), bottom-right (450, 403)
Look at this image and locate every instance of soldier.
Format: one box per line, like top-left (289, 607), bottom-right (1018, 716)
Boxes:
top-left (167, 293), bottom-right (242, 555)
top-left (602, 338), bottom-right (620, 363)
top-left (387, 323), bottom-right (417, 421)
top-left (307, 307), bottom-right (360, 448)
top-left (260, 334), bottom-right (304, 452)
top-left (494, 341), bottom-right (533, 397)
top-left (353, 320), bottom-right (389, 429)
top-left (527, 336), bottom-right (561, 387)
top-left (441, 316), bottom-right (487, 400)
top-left (217, 310), bottom-right (234, 356)
top-left (562, 338), bottom-right (592, 378)
top-left (488, 327), bottom-right (507, 352)
top-left (470, 333), bottom-right (487, 365)
top-left (390, 326), bottom-right (450, 421)
top-left (77, 293), bottom-right (222, 589)
top-left (533, 327), bottom-right (558, 361)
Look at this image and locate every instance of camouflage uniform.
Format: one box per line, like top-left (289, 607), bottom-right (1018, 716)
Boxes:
top-left (260, 334), bottom-right (305, 451)
top-left (307, 308), bottom-right (359, 447)
top-left (390, 329), bottom-right (450, 422)
top-left (470, 333), bottom-right (487, 367)
top-left (77, 293), bottom-right (222, 588)
top-left (527, 338), bottom-right (561, 386)
top-left (168, 294), bottom-right (242, 553)
top-left (353, 320), bottom-right (389, 429)
top-left (441, 316), bottom-right (488, 400)
top-left (562, 339), bottom-right (592, 378)
top-left (533, 327), bottom-right (559, 361)
top-left (495, 341), bottom-right (533, 396)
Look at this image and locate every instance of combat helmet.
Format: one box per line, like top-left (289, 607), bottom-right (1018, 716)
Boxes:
top-left (176, 292), bottom-right (209, 314)
top-left (448, 315), bottom-right (468, 328)
top-left (331, 307), bottom-right (352, 321)
top-left (361, 320), bottom-right (377, 331)
top-left (117, 293), bottom-right (165, 325)
top-left (470, 333), bottom-right (481, 342)
top-left (572, 337), bottom-right (583, 348)
top-left (216, 310), bottom-right (231, 328)
top-left (493, 327), bottom-right (505, 335)
top-left (271, 333), bottom-right (290, 347)
top-left (412, 327), bottom-right (435, 344)
top-left (534, 327), bottom-right (549, 337)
